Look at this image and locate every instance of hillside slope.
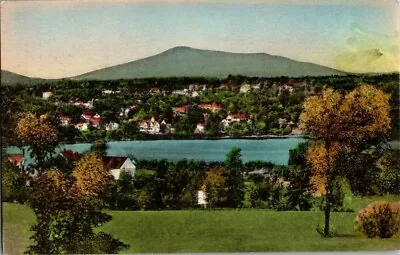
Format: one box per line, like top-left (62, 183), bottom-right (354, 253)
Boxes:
top-left (74, 46), bottom-right (345, 80)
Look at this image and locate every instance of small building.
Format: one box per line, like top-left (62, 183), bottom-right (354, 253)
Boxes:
top-left (150, 87), bottom-right (161, 95)
top-left (105, 122), bottom-right (120, 131)
top-left (59, 115), bottom-right (72, 126)
top-left (198, 102), bottom-right (222, 113)
top-left (42, 89), bottom-right (53, 100)
top-left (239, 84), bottom-right (251, 93)
top-left (278, 118), bottom-right (288, 128)
top-left (172, 106), bottom-right (188, 115)
top-left (194, 122), bottom-right (205, 134)
top-left (90, 115), bottom-right (101, 128)
top-left (139, 117), bottom-right (160, 134)
top-left (74, 120), bottom-right (89, 131)
top-left (197, 190), bottom-right (207, 207)
top-left (7, 154), bottom-right (24, 169)
top-left (103, 156), bottom-right (136, 180)
top-left (226, 113), bottom-right (248, 122)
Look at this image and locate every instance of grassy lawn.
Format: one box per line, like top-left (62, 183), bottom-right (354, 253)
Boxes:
top-left (3, 196), bottom-right (400, 254)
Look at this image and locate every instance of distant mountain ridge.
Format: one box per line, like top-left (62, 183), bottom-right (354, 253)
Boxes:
top-left (2, 47), bottom-right (347, 85)
top-left (73, 46), bottom-right (346, 80)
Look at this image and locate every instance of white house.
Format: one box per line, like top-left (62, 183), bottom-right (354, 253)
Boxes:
top-left (74, 121), bottom-right (89, 131)
top-left (239, 84), bottom-right (251, 93)
top-left (105, 122), bottom-right (120, 131)
top-left (42, 89), bottom-right (53, 100)
top-left (197, 190), bottom-right (207, 207)
top-left (139, 117), bottom-right (160, 134)
top-left (103, 156), bottom-right (136, 180)
top-left (194, 122), bottom-right (205, 134)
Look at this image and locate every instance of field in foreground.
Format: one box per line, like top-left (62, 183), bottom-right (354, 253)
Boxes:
top-left (3, 196), bottom-right (400, 254)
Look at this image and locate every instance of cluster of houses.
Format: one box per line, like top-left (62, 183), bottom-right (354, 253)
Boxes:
top-left (7, 150), bottom-right (136, 180)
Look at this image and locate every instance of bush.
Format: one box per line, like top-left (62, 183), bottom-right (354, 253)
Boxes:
top-left (356, 201), bottom-right (400, 238)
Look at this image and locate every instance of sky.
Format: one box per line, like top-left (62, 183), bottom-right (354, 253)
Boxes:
top-left (1, 0), bottom-right (399, 78)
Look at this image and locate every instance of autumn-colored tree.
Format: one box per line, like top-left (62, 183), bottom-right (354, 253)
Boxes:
top-left (202, 169), bottom-right (228, 208)
top-left (26, 167), bottom-right (128, 254)
top-left (300, 84), bottom-right (390, 237)
top-left (72, 152), bottom-right (111, 197)
top-left (16, 112), bottom-right (59, 170)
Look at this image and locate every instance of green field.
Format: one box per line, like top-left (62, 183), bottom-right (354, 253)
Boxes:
top-left (3, 196), bottom-right (400, 254)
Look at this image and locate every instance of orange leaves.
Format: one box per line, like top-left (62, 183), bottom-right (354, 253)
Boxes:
top-left (356, 201), bottom-right (400, 238)
top-left (72, 152), bottom-right (111, 197)
top-left (16, 112), bottom-right (58, 147)
top-left (300, 85), bottom-right (390, 148)
top-left (301, 85), bottom-right (391, 197)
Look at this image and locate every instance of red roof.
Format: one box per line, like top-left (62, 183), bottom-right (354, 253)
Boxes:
top-left (90, 117), bottom-right (101, 125)
top-left (173, 106), bottom-right (187, 114)
top-left (228, 113), bottom-right (248, 120)
top-left (198, 102), bottom-right (222, 110)
top-left (43, 88), bottom-right (52, 92)
top-left (103, 156), bottom-right (128, 170)
top-left (197, 122), bottom-right (204, 127)
top-left (8, 154), bottom-right (23, 166)
top-left (150, 87), bottom-right (161, 93)
top-left (59, 115), bottom-right (71, 120)
top-left (130, 103), bottom-right (138, 109)
top-left (60, 150), bottom-right (82, 161)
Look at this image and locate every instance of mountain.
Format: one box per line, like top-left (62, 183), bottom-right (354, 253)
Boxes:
top-left (74, 46), bottom-right (345, 80)
top-left (1, 70), bottom-right (50, 85)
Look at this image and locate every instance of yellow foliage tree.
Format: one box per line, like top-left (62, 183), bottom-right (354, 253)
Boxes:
top-left (300, 84), bottom-right (390, 237)
top-left (16, 112), bottom-right (59, 169)
top-left (72, 152), bottom-right (111, 197)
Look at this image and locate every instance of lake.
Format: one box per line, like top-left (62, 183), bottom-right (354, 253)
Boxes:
top-left (7, 138), bottom-right (306, 166)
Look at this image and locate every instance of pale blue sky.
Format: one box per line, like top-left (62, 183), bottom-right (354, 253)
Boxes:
top-left (1, 1), bottom-right (398, 78)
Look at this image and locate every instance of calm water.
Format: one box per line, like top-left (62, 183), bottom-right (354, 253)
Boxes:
top-left (7, 138), bottom-right (306, 166)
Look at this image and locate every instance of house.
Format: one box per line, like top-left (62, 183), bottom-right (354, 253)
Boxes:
top-left (198, 102), bottom-right (222, 112)
top-left (139, 117), bottom-right (160, 134)
top-left (191, 91), bottom-right (199, 98)
top-left (102, 89), bottom-right (113, 95)
top-left (197, 190), bottom-right (207, 207)
top-left (7, 154), bottom-right (24, 169)
top-left (150, 87), bottom-right (161, 95)
top-left (226, 113), bottom-right (248, 122)
top-left (220, 119), bottom-right (229, 133)
top-left (81, 111), bottom-right (93, 121)
top-left (60, 150), bottom-right (136, 180)
top-left (172, 89), bottom-right (190, 96)
top-left (59, 115), bottom-right (72, 126)
top-left (103, 156), bottom-right (136, 180)
top-left (194, 122), bottom-right (205, 134)
top-left (172, 106), bottom-right (188, 115)
top-left (74, 120), bottom-right (89, 131)
top-left (82, 99), bottom-right (94, 109)
top-left (239, 84), bottom-right (251, 93)
top-left (105, 122), bottom-right (120, 131)
top-left (60, 149), bottom-right (82, 161)
top-left (74, 100), bottom-right (84, 106)
top-left (42, 89), bottom-right (53, 100)
top-left (278, 118), bottom-right (288, 128)
top-left (90, 115), bottom-right (101, 128)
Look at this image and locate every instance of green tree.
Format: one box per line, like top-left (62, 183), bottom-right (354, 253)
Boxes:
top-left (223, 147), bottom-right (245, 207)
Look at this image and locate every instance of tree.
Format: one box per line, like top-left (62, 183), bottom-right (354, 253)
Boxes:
top-left (203, 169), bottom-right (228, 208)
top-left (300, 84), bottom-right (390, 237)
top-left (16, 113), bottom-right (59, 170)
top-left (72, 152), bottom-right (111, 197)
top-left (223, 147), bottom-right (245, 207)
top-left (26, 169), bottom-right (128, 254)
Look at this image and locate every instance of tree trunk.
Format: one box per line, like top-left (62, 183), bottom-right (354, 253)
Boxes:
top-left (324, 142), bottom-right (333, 237)
top-left (324, 187), bottom-right (331, 237)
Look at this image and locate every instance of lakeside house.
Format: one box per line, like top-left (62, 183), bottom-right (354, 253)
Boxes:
top-left (60, 149), bottom-right (136, 179)
top-left (139, 117), bottom-right (160, 134)
top-left (194, 122), bottom-right (205, 134)
top-left (226, 113), bottom-right (249, 123)
top-left (105, 122), bottom-right (120, 131)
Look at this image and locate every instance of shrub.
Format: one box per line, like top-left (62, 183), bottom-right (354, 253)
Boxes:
top-left (356, 201), bottom-right (400, 238)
